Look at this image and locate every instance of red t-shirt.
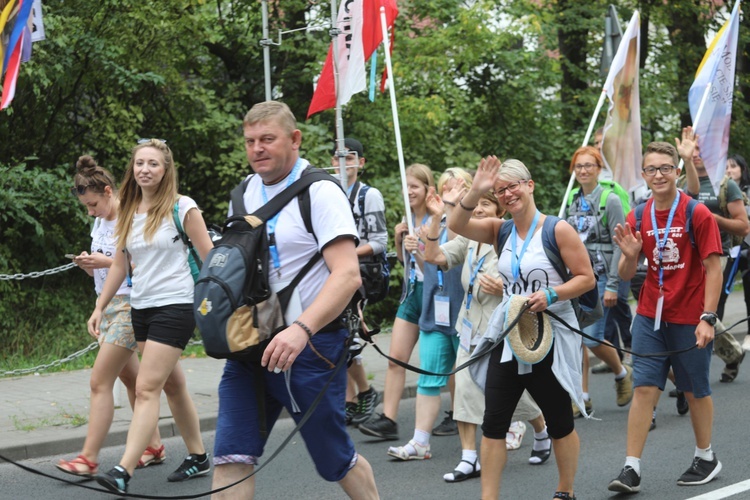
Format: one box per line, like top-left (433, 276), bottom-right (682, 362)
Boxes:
top-left (628, 193), bottom-right (722, 324)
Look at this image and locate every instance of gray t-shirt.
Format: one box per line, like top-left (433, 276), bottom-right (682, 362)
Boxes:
top-left (696, 176), bottom-right (742, 255)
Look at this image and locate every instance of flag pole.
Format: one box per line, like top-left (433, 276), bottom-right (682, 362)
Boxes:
top-left (558, 90), bottom-right (608, 218)
top-left (261, 0), bottom-right (272, 101)
top-left (676, 82), bottom-right (712, 172)
top-left (329, 0), bottom-right (349, 189)
top-left (379, 5), bottom-right (414, 234)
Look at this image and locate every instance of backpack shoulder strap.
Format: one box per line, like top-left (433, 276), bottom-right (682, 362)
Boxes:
top-left (253, 168), bottom-right (334, 223)
top-left (496, 218), bottom-right (515, 251)
top-left (173, 200), bottom-right (188, 245)
top-left (357, 184), bottom-right (370, 240)
top-left (634, 201), bottom-right (647, 233)
top-left (718, 176), bottom-right (730, 215)
top-left (295, 166), bottom-right (342, 238)
top-left (230, 176), bottom-right (252, 215)
top-left (685, 197), bottom-right (699, 248)
top-left (540, 215), bottom-right (569, 282)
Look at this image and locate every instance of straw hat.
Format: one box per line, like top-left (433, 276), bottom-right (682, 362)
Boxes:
top-left (504, 295), bottom-right (553, 365)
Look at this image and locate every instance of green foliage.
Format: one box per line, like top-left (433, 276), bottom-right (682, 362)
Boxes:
top-left (2, 0), bottom-right (748, 367)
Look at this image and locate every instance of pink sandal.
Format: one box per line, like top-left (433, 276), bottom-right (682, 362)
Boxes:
top-left (137, 444), bottom-right (166, 469)
top-left (56, 454), bottom-right (99, 477)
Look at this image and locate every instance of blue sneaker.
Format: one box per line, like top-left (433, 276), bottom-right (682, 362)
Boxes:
top-left (95, 465), bottom-right (130, 494)
top-left (167, 454), bottom-right (210, 482)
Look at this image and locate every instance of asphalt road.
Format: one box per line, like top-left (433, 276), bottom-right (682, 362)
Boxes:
top-left (2, 357), bottom-right (749, 499)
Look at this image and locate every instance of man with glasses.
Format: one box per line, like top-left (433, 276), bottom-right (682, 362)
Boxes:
top-left (608, 141), bottom-right (723, 493)
top-left (682, 141), bottom-right (748, 383)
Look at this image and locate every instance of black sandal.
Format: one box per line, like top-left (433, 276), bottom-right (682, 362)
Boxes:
top-left (529, 436), bottom-right (552, 465)
top-left (444, 459), bottom-right (481, 483)
top-left (553, 492), bottom-right (576, 500)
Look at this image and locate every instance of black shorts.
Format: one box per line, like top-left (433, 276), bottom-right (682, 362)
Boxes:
top-left (131, 304), bottom-right (195, 350)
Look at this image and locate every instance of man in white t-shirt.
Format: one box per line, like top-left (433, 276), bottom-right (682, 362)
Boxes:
top-left (210, 101), bottom-right (379, 499)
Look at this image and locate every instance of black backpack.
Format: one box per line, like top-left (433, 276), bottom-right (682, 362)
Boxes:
top-left (497, 216), bottom-right (603, 329)
top-left (194, 168), bottom-right (338, 361)
top-left (349, 182), bottom-right (390, 304)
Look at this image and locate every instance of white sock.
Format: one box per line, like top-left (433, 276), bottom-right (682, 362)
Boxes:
top-left (695, 445), bottom-right (714, 461)
top-left (625, 456), bottom-right (641, 476)
top-left (533, 427), bottom-right (550, 451)
top-left (413, 429), bottom-right (430, 447)
top-left (442, 450), bottom-right (479, 481)
top-left (615, 367), bottom-right (628, 380)
top-left (582, 392), bottom-right (590, 401)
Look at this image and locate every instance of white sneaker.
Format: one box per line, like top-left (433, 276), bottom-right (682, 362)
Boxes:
top-left (505, 421), bottom-right (527, 450)
top-left (742, 336), bottom-right (750, 352)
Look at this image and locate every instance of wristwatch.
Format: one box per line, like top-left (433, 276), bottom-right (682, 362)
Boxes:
top-left (700, 312), bottom-right (718, 327)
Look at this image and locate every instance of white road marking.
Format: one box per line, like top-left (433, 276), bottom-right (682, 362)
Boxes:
top-left (685, 479), bottom-right (750, 500)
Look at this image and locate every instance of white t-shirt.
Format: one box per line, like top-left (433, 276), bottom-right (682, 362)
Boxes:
top-left (238, 161), bottom-right (358, 315)
top-left (126, 196), bottom-right (198, 308)
top-left (90, 217), bottom-right (130, 296)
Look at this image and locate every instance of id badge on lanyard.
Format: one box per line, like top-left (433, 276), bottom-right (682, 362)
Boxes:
top-left (650, 193), bottom-right (680, 330)
top-left (434, 268), bottom-right (451, 326)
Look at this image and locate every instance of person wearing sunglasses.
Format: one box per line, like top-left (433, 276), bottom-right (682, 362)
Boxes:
top-left (89, 139), bottom-right (214, 494)
top-left (565, 146), bottom-right (634, 417)
top-left (608, 141), bottom-right (723, 493)
top-left (56, 156), bottom-right (165, 479)
top-left (448, 157), bottom-right (594, 500)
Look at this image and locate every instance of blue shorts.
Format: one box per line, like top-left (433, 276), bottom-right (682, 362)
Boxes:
top-left (630, 314), bottom-right (713, 398)
top-left (582, 275), bottom-right (631, 349)
top-left (396, 281), bottom-right (423, 324)
top-left (417, 331), bottom-right (459, 396)
top-left (213, 329), bottom-right (357, 482)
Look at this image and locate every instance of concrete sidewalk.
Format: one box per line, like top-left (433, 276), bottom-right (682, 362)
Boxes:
top-left (0, 329), bottom-right (419, 462)
top-left (2, 290), bottom-right (748, 462)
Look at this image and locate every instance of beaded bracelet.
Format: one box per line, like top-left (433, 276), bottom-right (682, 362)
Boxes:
top-left (459, 197), bottom-right (477, 211)
top-left (426, 234), bottom-right (440, 241)
top-left (443, 200), bottom-right (456, 207)
top-left (293, 319), bottom-right (314, 339)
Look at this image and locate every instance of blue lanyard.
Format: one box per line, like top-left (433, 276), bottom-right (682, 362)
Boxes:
top-left (649, 191), bottom-right (680, 288)
top-left (577, 195), bottom-right (590, 232)
top-left (465, 246), bottom-right (486, 310)
top-left (408, 213), bottom-right (430, 284)
top-left (262, 159), bottom-right (303, 271)
top-left (511, 211), bottom-right (541, 283)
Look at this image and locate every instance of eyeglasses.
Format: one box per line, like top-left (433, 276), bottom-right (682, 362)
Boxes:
top-left (70, 185), bottom-right (89, 196)
top-left (642, 165), bottom-right (677, 176)
top-left (493, 180), bottom-right (528, 197)
top-left (574, 162), bottom-right (598, 171)
top-left (137, 138), bottom-right (167, 145)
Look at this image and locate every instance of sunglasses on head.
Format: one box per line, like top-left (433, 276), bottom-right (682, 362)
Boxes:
top-left (70, 185), bottom-right (89, 196)
top-left (137, 138), bottom-right (167, 145)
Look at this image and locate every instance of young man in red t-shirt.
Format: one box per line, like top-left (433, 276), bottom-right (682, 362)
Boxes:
top-left (607, 141), bottom-right (723, 494)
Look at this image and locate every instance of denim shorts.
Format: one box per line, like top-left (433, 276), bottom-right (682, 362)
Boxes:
top-left (130, 303), bottom-right (195, 350)
top-left (631, 314), bottom-right (713, 398)
top-left (416, 331), bottom-right (459, 396)
top-left (396, 281), bottom-right (423, 324)
top-left (213, 329), bottom-right (357, 482)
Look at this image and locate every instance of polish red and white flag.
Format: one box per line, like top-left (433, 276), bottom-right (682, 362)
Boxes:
top-left (307, 0), bottom-right (398, 118)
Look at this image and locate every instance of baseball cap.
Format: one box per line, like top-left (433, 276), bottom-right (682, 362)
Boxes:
top-left (332, 138), bottom-right (364, 159)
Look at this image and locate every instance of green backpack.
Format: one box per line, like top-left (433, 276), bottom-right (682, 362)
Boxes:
top-left (567, 179), bottom-right (631, 226)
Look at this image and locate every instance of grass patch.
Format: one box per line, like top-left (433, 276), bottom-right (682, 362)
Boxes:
top-left (11, 408), bottom-right (88, 431)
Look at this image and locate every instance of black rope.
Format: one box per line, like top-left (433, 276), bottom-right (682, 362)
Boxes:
top-left (0, 335), bottom-right (351, 499)
top-left (363, 304), bottom-right (750, 378)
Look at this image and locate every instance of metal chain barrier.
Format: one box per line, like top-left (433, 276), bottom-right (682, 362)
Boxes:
top-left (0, 339), bottom-right (205, 378)
top-left (0, 262), bottom-right (77, 281)
top-left (1, 342), bottom-right (100, 377)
